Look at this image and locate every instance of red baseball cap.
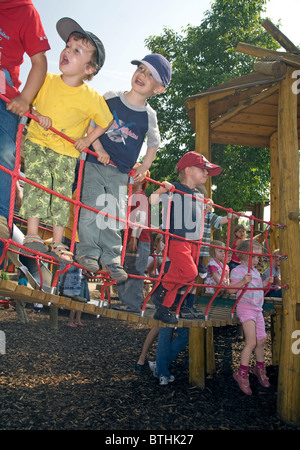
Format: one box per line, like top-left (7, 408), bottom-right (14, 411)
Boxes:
top-left (176, 151), bottom-right (222, 176)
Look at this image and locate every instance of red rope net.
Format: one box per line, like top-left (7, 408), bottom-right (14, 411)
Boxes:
top-left (0, 93), bottom-right (287, 320)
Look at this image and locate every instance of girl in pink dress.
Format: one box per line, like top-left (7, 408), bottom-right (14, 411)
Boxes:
top-left (205, 240), bottom-right (230, 294)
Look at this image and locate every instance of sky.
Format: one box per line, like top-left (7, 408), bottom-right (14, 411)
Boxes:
top-left (20, 0), bottom-right (300, 96)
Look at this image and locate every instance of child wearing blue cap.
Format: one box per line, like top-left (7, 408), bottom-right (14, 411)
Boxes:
top-left (76, 53), bottom-right (172, 282)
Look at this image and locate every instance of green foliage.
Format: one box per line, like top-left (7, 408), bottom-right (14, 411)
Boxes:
top-left (0, 271), bottom-right (9, 280)
top-left (142, 0), bottom-right (281, 210)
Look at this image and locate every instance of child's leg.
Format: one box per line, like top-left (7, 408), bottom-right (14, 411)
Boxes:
top-left (161, 241), bottom-right (198, 308)
top-left (26, 217), bottom-right (41, 236)
top-left (240, 319), bottom-right (257, 367)
top-left (137, 326), bottom-right (159, 366)
top-left (0, 100), bottom-right (19, 223)
top-left (252, 312), bottom-right (270, 387)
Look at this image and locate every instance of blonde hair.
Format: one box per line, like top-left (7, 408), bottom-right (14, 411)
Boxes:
top-left (209, 240), bottom-right (225, 258)
top-left (237, 239), bottom-right (262, 261)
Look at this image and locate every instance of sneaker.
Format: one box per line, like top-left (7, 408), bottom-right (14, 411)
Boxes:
top-left (154, 305), bottom-right (177, 324)
top-left (189, 305), bottom-right (204, 319)
top-left (233, 372), bottom-right (252, 395)
top-left (151, 283), bottom-right (168, 306)
top-left (105, 263), bottom-right (128, 282)
top-left (148, 361), bottom-right (158, 378)
top-left (253, 366), bottom-right (270, 388)
top-left (179, 306), bottom-right (194, 319)
top-left (76, 255), bottom-right (100, 273)
top-left (198, 261), bottom-right (207, 279)
top-left (159, 375), bottom-right (175, 386)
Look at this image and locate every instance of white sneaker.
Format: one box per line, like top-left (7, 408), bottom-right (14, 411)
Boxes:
top-left (159, 375), bottom-right (175, 386)
top-left (148, 361), bottom-right (157, 378)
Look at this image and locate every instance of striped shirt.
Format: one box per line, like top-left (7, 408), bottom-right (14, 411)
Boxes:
top-left (200, 212), bottom-right (223, 257)
top-left (230, 264), bottom-right (264, 308)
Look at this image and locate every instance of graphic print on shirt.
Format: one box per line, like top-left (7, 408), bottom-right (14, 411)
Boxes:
top-left (105, 110), bottom-right (137, 145)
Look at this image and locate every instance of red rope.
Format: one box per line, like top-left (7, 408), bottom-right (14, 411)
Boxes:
top-left (0, 93), bottom-right (287, 317)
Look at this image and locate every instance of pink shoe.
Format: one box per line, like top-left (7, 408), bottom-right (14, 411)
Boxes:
top-left (76, 322), bottom-right (86, 327)
top-left (253, 366), bottom-right (270, 388)
top-left (67, 322), bottom-right (77, 328)
top-left (233, 372), bottom-right (252, 395)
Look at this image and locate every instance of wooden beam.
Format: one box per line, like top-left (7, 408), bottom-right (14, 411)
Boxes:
top-left (253, 60), bottom-right (287, 77)
top-left (262, 19), bottom-right (300, 54)
top-left (277, 67), bottom-right (300, 426)
top-left (236, 42), bottom-right (300, 68)
top-left (195, 97), bottom-right (212, 195)
top-left (211, 131), bottom-right (269, 148)
top-left (269, 132), bottom-right (280, 250)
top-left (211, 84), bottom-right (279, 129)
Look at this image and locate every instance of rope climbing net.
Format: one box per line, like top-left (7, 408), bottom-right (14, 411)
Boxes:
top-left (0, 93), bottom-right (287, 321)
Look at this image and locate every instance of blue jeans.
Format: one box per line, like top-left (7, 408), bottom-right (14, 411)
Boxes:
top-left (0, 98), bottom-right (20, 219)
top-left (156, 327), bottom-right (189, 377)
top-left (117, 240), bottom-right (150, 311)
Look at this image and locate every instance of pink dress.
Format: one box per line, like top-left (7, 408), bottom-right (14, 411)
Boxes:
top-left (205, 258), bottom-right (229, 294)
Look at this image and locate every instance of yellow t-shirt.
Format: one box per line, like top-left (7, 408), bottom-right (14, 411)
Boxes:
top-left (27, 73), bottom-right (113, 158)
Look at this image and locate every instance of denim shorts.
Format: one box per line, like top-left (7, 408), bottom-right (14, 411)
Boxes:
top-left (0, 98), bottom-right (20, 218)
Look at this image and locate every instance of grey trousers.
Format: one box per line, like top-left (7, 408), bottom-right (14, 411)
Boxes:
top-left (117, 240), bottom-right (150, 311)
top-left (77, 162), bottom-right (128, 266)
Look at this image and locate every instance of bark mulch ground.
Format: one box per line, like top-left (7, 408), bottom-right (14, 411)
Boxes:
top-left (0, 292), bottom-right (299, 432)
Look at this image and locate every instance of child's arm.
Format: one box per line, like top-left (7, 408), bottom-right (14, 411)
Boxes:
top-left (149, 181), bottom-right (173, 205)
top-left (133, 146), bottom-right (158, 181)
top-left (263, 275), bottom-right (274, 287)
top-left (227, 273), bottom-right (252, 294)
top-left (7, 52), bottom-right (48, 117)
top-left (74, 123), bottom-right (112, 153)
top-left (31, 108), bottom-right (52, 130)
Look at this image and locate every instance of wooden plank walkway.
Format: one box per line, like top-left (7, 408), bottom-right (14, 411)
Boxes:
top-left (0, 279), bottom-right (282, 388)
top-left (0, 279), bottom-right (278, 328)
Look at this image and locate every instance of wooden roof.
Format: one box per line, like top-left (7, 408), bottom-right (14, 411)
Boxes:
top-left (185, 20), bottom-right (300, 149)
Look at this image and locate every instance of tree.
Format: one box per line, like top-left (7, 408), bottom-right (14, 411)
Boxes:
top-left (143, 0), bottom-right (280, 212)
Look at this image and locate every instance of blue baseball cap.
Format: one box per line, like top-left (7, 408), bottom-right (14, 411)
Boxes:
top-left (131, 53), bottom-right (172, 87)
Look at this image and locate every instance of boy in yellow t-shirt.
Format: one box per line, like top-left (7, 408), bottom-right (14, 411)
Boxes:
top-left (20, 18), bottom-right (113, 263)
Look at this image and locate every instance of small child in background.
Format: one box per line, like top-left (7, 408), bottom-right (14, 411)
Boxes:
top-left (262, 249), bottom-right (282, 298)
top-left (205, 240), bottom-right (230, 294)
top-left (230, 239), bottom-right (273, 395)
top-left (16, 266), bottom-right (29, 324)
top-left (228, 224), bottom-right (247, 271)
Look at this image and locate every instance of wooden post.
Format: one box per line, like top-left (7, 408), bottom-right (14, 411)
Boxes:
top-left (189, 327), bottom-right (205, 388)
top-left (195, 96), bottom-right (211, 194)
top-left (269, 132), bottom-right (280, 251)
top-left (277, 67), bottom-right (300, 425)
top-left (205, 327), bottom-right (216, 375)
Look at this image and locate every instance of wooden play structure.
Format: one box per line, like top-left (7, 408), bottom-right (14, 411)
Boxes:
top-left (185, 19), bottom-right (300, 425)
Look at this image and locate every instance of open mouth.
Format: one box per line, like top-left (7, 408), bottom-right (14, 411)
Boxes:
top-left (135, 77), bottom-right (144, 87)
top-left (60, 55), bottom-right (69, 66)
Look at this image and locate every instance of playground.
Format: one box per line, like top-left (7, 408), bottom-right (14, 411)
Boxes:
top-left (0, 300), bottom-right (297, 431)
top-left (0, 14), bottom-right (299, 431)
